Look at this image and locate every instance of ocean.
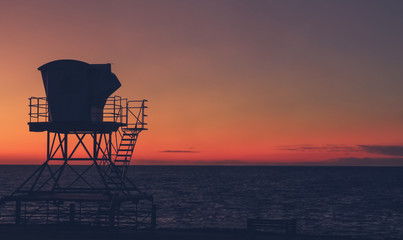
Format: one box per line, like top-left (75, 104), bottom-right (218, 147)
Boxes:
top-left (0, 165), bottom-right (402, 238)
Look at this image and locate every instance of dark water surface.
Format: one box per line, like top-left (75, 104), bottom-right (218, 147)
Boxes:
top-left (0, 165), bottom-right (402, 238)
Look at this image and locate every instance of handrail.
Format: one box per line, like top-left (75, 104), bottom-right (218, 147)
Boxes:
top-left (125, 99), bottom-right (148, 130)
top-left (29, 97), bottom-right (48, 123)
top-left (28, 96), bottom-right (148, 130)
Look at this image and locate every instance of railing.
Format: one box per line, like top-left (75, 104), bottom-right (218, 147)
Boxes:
top-left (0, 200), bottom-right (154, 228)
top-left (126, 100), bottom-right (148, 130)
top-left (28, 96), bottom-right (148, 129)
top-left (104, 96), bottom-right (127, 124)
top-left (29, 97), bottom-right (48, 123)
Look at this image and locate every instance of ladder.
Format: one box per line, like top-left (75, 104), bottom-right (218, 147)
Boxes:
top-left (106, 99), bottom-right (147, 189)
top-left (113, 128), bottom-right (140, 180)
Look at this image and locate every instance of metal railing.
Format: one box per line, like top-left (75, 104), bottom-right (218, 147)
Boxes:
top-left (103, 95), bottom-right (127, 124)
top-left (29, 97), bottom-right (48, 123)
top-left (28, 96), bottom-right (148, 129)
top-left (0, 200), bottom-right (154, 228)
top-left (125, 100), bottom-right (148, 130)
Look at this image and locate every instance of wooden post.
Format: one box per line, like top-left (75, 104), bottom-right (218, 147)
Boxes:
top-left (15, 200), bottom-right (21, 225)
top-left (69, 203), bottom-right (75, 224)
top-left (109, 204), bottom-right (115, 227)
top-left (151, 204), bottom-right (156, 230)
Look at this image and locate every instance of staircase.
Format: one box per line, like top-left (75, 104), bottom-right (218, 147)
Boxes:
top-left (113, 128), bottom-right (140, 180)
top-left (103, 99), bottom-right (147, 190)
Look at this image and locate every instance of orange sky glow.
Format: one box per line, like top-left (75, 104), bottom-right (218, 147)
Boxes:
top-left (1, 1), bottom-right (403, 165)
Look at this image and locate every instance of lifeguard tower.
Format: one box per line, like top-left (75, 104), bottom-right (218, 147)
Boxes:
top-left (0, 60), bottom-right (155, 228)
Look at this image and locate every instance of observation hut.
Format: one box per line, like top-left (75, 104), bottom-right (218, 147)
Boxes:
top-left (0, 60), bottom-right (154, 228)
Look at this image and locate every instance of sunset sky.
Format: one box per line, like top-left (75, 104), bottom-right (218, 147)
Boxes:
top-left (1, 0), bottom-right (403, 165)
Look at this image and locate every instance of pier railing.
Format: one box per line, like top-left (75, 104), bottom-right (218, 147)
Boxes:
top-left (0, 200), bottom-right (154, 228)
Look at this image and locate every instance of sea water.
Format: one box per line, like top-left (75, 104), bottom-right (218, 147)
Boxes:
top-left (0, 165), bottom-right (402, 238)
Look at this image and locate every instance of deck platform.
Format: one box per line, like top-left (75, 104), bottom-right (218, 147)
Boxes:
top-left (28, 122), bottom-right (125, 133)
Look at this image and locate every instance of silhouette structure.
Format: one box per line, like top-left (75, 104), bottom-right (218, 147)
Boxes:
top-left (0, 60), bottom-right (154, 228)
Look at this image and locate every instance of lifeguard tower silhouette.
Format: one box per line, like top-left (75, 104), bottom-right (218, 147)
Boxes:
top-left (1, 60), bottom-right (155, 228)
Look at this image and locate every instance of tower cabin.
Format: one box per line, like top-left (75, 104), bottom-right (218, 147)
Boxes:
top-left (29, 59), bottom-right (123, 133)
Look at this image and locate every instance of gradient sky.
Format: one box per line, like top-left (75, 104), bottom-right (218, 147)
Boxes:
top-left (1, 0), bottom-right (403, 165)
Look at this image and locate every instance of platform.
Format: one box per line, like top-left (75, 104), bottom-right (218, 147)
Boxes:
top-left (29, 122), bottom-right (125, 133)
